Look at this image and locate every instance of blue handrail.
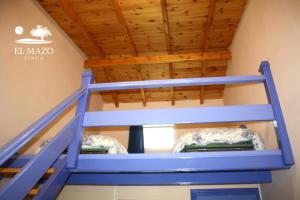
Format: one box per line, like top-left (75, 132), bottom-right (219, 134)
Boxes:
top-left (0, 88), bottom-right (86, 166)
top-left (0, 71), bottom-right (92, 200)
top-left (0, 116), bottom-right (80, 200)
top-left (88, 75), bottom-right (265, 91)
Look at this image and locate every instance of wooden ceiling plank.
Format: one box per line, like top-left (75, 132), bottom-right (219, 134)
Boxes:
top-left (111, 0), bottom-right (146, 106)
top-left (200, 0), bottom-right (217, 104)
top-left (85, 50), bottom-right (231, 68)
top-left (161, 0), bottom-right (175, 106)
top-left (200, 65), bottom-right (206, 105)
top-left (58, 0), bottom-right (119, 107)
top-left (38, 0), bottom-right (247, 104)
top-left (57, 0), bottom-right (105, 57)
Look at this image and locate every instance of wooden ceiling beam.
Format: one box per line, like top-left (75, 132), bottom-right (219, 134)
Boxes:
top-left (111, 0), bottom-right (138, 54)
top-left (200, 0), bottom-right (217, 104)
top-left (58, 0), bottom-right (105, 57)
top-left (136, 65), bottom-right (147, 106)
top-left (104, 67), bottom-right (119, 107)
top-left (58, 0), bottom-right (119, 107)
top-left (111, 0), bottom-right (146, 106)
top-left (85, 50), bottom-right (231, 68)
top-left (169, 63), bottom-right (175, 105)
top-left (161, 0), bottom-right (175, 106)
top-left (202, 0), bottom-right (217, 51)
top-left (161, 0), bottom-right (172, 53)
top-left (136, 66), bottom-right (147, 106)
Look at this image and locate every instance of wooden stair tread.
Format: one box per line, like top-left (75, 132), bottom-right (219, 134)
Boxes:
top-left (0, 167), bottom-right (54, 174)
top-left (28, 188), bottom-right (39, 196)
top-left (0, 168), bottom-right (55, 196)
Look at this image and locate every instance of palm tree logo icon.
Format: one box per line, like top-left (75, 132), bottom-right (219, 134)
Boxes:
top-left (30, 25), bottom-right (52, 41)
top-left (15, 25), bottom-right (53, 44)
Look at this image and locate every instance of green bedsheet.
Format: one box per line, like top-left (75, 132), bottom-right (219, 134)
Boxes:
top-left (80, 147), bottom-right (108, 154)
top-left (180, 141), bottom-right (254, 152)
top-left (62, 147), bottom-right (109, 154)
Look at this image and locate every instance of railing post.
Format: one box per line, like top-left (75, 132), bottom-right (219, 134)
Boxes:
top-left (66, 70), bottom-right (93, 168)
top-left (259, 61), bottom-right (294, 166)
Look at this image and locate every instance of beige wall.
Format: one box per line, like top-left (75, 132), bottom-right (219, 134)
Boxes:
top-left (0, 0), bottom-right (102, 152)
top-left (58, 184), bottom-right (259, 200)
top-left (224, 0), bottom-right (300, 199)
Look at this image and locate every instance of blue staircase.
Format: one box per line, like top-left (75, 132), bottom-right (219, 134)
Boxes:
top-left (0, 62), bottom-right (294, 200)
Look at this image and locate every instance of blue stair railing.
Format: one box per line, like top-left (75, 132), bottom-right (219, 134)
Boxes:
top-left (0, 71), bottom-right (93, 200)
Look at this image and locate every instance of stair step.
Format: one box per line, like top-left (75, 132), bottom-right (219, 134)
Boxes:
top-left (0, 168), bottom-right (55, 175)
top-left (0, 168), bottom-right (55, 196)
top-left (28, 188), bottom-right (39, 196)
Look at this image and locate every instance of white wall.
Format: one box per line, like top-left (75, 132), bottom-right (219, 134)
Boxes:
top-left (224, 0), bottom-right (300, 199)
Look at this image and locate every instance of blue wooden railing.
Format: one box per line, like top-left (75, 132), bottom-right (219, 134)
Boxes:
top-left (0, 88), bottom-right (86, 166)
top-left (0, 61), bottom-right (294, 200)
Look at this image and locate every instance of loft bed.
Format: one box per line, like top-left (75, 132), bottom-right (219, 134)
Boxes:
top-left (38, 126), bottom-right (262, 154)
top-left (0, 61), bottom-right (294, 200)
top-left (36, 127), bottom-right (261, 156)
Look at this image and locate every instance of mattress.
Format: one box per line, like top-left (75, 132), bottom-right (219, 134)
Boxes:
top-left (82, 135), bottom-right (127, 154)
top-left (173, 128), bottom-right (264, 153)
top-left (37, 135), bottom-right (128, 154)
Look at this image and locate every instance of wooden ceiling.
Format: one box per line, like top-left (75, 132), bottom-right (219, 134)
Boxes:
top-left (38, 0), bottom-right (247, 107)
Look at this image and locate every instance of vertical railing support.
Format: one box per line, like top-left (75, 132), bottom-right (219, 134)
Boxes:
top-left (259, 61), bottom-right (294, 165)
top-left (66, 70), bottom-right (93, 168)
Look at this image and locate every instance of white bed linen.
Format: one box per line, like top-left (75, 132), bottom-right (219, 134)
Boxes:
top-left (173, 128), bottom-right (264, 153)
top-left (37, 135), bottom-right (128, 154)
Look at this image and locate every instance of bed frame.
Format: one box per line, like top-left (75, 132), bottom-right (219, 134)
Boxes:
top-left (0, 61), bottom-right (294, 200)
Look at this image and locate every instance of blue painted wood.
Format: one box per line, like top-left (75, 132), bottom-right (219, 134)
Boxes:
top-left (83, 104), bottom-right (274, 127)
top-left (33, 158), bottom-right (70, 200)
top-left (67, 70), bottom-right (93, 168)
top-left (0, 155), bottom-right (272, 185)
top-left (73, 150), bottom-right (287, 172)
top-left (1, 155), bottom-right (67, 168)
top-left (259, 61), bottom-right (294, 165)
top-left (0, 61), bottom-right (295, 194)
top-left (0, 88), bottom-right (86, 166)
top-left (67, 171), bottom-right (271, 185)
top-left (191, 188), bottom-right (260, 200)
top-left (0, 116), bottom-right (79, 200)
top-left (88, 75), bottom-right (265, 91)
top-left (1, 155), bottom-right (32, 168)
